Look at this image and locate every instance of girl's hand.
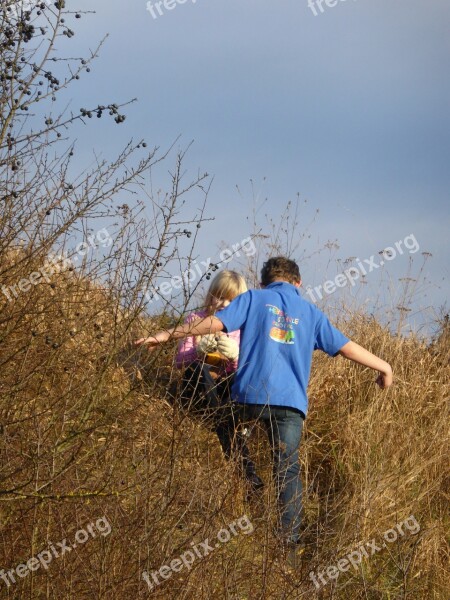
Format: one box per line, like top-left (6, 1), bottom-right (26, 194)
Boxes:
top-left (216, 336), bottom-right (239, 361)
top-left (196, 334), bottom-right (218, 355)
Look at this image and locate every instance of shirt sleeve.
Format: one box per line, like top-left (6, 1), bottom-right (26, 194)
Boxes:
top-left (314, 310), bottom-right (349, 357)
top-left (215, 291), bottom-right (251, 334)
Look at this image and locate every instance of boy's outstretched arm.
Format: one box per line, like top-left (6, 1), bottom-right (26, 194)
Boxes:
top-left (134, 316), bottom-right (224, 347)
top-left (338, 341), bottom-right (393, 389)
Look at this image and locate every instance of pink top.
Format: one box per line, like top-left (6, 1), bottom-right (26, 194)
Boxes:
top-left (175, 310), bottom-right (240, 374)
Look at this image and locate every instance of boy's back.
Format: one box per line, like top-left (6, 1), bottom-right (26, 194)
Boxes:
top-left (217, 281), bottom-right (348, 416)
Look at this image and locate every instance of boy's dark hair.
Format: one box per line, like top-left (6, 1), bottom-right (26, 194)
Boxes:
top-left (260, 257), bottom-right (301, 286)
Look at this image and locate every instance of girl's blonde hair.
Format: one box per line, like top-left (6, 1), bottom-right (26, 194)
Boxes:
top-left (204, 270), bottom-right (247, 313)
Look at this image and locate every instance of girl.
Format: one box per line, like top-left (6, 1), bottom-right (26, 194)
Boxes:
top-left (173, 270), bottom-right (263, 492)
top-left (175, 270), bottom-right (244, 375)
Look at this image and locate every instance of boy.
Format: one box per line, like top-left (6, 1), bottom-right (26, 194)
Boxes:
top-left (135, 257), bottom-right (393, 556)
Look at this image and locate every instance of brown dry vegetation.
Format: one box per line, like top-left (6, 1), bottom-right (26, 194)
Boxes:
top-left (1, 3), bottom-right (449, 599)
top-left (0, 255), bottom-right (448, 599)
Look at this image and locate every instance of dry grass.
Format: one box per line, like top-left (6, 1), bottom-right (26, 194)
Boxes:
top-left (0, 257), bottom-right (448, 600)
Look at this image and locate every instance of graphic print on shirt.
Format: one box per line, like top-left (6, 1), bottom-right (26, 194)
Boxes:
top-left (266, 304), bottom-right (300, 344)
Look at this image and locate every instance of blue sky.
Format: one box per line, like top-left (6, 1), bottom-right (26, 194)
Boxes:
top-left (55, 0), bottom-right (449, 333)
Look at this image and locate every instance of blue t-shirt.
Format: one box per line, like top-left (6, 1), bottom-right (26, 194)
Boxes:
top-left (216, 281), bottom-right (349, 416)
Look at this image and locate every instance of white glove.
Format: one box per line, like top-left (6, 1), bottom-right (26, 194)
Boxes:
top-left (216, 335), bottom-right (239, 361)
top-left (196, 334), bottom-right (218, 356)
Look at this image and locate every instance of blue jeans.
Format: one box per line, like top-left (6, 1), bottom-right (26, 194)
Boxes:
top-left (237, 404), bottom-right (304, 544)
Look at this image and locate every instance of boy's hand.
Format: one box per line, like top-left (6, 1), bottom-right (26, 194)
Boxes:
top-left (134, 331), bottom-right (169, 348)
top-left (375, 368), bottom-right (393, 389)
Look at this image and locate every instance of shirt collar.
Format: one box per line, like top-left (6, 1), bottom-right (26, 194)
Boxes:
top-left (265, 281), bottom-right (300, 295)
